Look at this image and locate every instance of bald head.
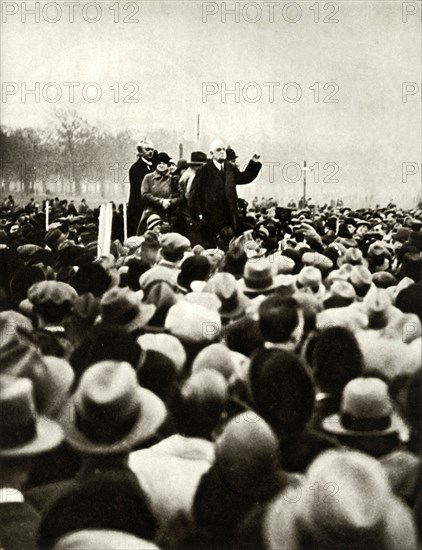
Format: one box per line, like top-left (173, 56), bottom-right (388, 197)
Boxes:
top-left (210, 139), bottom-right (226, 163)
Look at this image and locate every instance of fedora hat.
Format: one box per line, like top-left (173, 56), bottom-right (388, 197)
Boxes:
top-left (301, 251), bottom-right (333, 274)
top-left (367, 242), bottom-right (391, 272)
top-left (323, 280), bottom-right (356, 309)
top-left (407, 230), bottom-right (422, 251)
top-left (188, 151), bottom-right (207, 166)
top-left (322, 377), bottom-right (404, 437)
top-left (298, 450), bottom-right (418, 549)
top-left (295, 266), bottom-right (324, 297)
top-left (61, 361), bottom-right (166, 454)
top-left (399, 252), bottom-right (422, 281)
top-left (392, 227), bottom-right (411, 243)
top-left (203, 272), bottom-right (250, 320)
top-left (0, 375), bottom-right (63, 457)
top-left (337, 247), bottom-right (367, 268)
top-left (99, 287), bottom-right (156, 332)
top-left (238, 258), bottom-right (286, 296)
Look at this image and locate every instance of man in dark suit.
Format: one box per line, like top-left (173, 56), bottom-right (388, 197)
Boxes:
top-left (188, 139), bottom-right (262, 247)
top-left (127, 140), bottom-right (155, 237)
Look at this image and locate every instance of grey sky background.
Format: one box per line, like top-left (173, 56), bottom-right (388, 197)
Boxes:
top-left (1, 0), bottom-right (421, 206)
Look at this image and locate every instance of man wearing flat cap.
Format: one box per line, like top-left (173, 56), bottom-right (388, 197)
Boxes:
top-left (128, 140), bottom-right (156, 237)
top-left (188, 139), bottom-right (262, 247)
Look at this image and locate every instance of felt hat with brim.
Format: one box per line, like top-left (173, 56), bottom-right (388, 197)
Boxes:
top-left (337, 247), bottom-right (367, 268)
top-left (367, 242), bottom-right (391, 271)
top-left (295, 266), bottom-right (324, 297)
top-left (137, 333), bottom-right (186, 373)
top-left (289, 450), bottom-right (419, 550)
top-left (0, 375), bottom-right (63, 457)
top-left (399, 252), bottom-right (422, 280)
top-left (349, 265), bottom-right (372, 288)
top-left (322, 377), bottom-right (405, 437)
top-left (407, 230), bottom-right (422, 251)
top-left (165, 299), bottom-right (221, 343)
top-left (323, 280), bottom-right (356, 309)
top-left (99, 287), bottom-right (156, 332)
top-left (392, 227), bottom-right (411, 243)
top-left (238, 258), bottom-right (287, 296)
top-left (301, 251), bottom-right (333, 274)
top-left (203, 272), bottom-right (250, 319)
top-left (188, 151), bottom-right (207, 166)
top-left (61, 361), bottom-right (166, 454)
top-left (54, 530), bottom-right (160, 550)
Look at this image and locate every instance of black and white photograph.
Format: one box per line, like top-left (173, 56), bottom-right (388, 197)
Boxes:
top-left (0, 1), bottom-right (421, 549)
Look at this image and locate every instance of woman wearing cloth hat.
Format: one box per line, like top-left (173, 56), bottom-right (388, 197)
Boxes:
top-left (137, 153), bottom-right (182, 235)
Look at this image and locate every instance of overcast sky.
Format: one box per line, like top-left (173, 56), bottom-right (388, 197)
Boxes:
top-left (1, 0), bottom-right (421, 205)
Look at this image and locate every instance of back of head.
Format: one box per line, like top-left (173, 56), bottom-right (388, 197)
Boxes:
top-left (249, 348), bottom-right (315, 433)
top-left (259, 295), bottom-right (299, 344)
top-left (312, 326), bottom-right (364, 399)
top-left (136, 349), bottom-right (178, 404)
top-left (215, 413), bottom-right (280, 495)
top-left (38, 470), bottom-right (157, 549)
top-left (171, 369), bottom-right (228, 439)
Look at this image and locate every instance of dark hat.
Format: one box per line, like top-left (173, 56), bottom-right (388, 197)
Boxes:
top-left (226, 148), bottom-right (238, 162)
top-left (249, 348), bottom-right (315, 433)
top-left (45, 227), bottom-right (66, 249)
top-left (0, 375), bottom-right (63, 457)
top-left (70, 263), bottom-right (112, 297)
top-left (372, 271), bottom-right (397, 289)
top-left (37, 470), bottom-right (157, 549)
top-left (156, 152), bottom-right (171, 166)
top-left (395, 281), bottom-right (422, 321)
top-left (223, 315), bottom-right (264, 356)
top-left (61, 360), bottom-right (166, 454)
top-left (177, 255), bottom-right (211, 292)
top-left (399, 252), bottom-right (422, 282)
top-left (188, 151), bottom-right (207, 166)
top-left (312, 326), bottom-right (363, 401)
top-left (408, 230), bottom-right (422, 251)
top-left (392, 227), bottom-right (411, 244)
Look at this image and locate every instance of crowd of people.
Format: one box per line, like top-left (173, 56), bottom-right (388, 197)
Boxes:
top-left (0, 139), bottom-right (422, 550)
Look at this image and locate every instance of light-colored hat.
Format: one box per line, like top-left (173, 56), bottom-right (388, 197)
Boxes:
top-left (165, 300), bottom-right (221, 343)
top-left (322, 377), bottom-right (404, 437)
top-left (137, 333), bottom-right (186, 372)
top-left (53, 530), bottom-right (159, 550)
top-left (203, 272), bottom-right (250, 320)
top-left (238, 258), bottom-right (286, 296)
top-left (0, 375), bottom-right (63, 457)
top-left (60, 361), bottom-right (166, 454)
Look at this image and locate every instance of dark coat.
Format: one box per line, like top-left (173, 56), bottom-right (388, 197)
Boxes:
top-left (128, 157), bottom-right (154, 237)
top-left (188, 160), bottom-right (262, 235)
top-left (0, 502), bottom-right (40, 550)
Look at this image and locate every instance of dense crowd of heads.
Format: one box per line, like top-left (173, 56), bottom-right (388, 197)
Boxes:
top-left (0, 192), bottom-right (422, 549)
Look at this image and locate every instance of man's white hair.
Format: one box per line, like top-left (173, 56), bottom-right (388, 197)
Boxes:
top-left (209, 138), bottom-right (225, 152)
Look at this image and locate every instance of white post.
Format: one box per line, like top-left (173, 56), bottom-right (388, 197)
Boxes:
top-left (123, 202), bottom-right (128, 243)
top-left (103, 202), bottom-right (113, 256)
top-left (45, 200), bottom-right (49, 230)
top-left (98, 204), bottom-right (106, 257)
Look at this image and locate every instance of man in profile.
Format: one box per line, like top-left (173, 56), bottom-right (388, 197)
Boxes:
top-left (188, 139), bottom-right (262, 247)
top-left (127, 140), bottom-right (155, 237)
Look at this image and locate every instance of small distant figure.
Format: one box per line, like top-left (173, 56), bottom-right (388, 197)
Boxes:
top-left (78, 198), bottom-right (89, 214)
